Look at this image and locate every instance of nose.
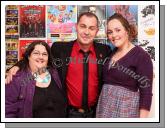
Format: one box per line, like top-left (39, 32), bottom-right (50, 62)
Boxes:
top-left (39, 53), bottom-right (44, 58)
top-left (84, 28), bottom-right (90, 35)
top-left (112, 31), bottom-right (117, 37)
top-left (111, 32), bottom-right (117, 40)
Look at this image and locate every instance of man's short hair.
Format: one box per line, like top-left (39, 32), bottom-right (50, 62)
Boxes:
top-left (77, 12), bottom-right (99, 27)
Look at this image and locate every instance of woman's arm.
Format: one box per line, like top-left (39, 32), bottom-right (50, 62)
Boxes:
top-left (5, 76), bottom-right (20, 118)
top-left (136, 49), bottom-right (153, 117)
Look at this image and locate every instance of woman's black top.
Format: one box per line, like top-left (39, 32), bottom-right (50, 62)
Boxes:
top-left (33, 76), bottom-right (66, 118)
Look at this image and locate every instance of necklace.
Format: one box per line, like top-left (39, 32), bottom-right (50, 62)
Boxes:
top-left (108, 59), bottom-right (116, 70)
top-left (34, 70), bottom-right (51, 83)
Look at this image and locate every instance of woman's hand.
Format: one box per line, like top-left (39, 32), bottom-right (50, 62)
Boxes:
top-left (140, 109), bottom-right (150, 118)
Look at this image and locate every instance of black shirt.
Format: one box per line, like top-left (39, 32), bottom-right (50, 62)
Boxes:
top-left (33, 76), bottom-right (66, 118)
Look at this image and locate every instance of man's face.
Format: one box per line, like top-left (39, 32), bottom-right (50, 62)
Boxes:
top-left (76, 15), bottom-right (99, 46)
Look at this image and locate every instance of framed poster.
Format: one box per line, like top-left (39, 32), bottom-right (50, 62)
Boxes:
top-left (19, 5), bottom-right (46, 38)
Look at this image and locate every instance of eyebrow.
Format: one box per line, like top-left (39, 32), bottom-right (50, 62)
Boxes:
top-left (33, 50), bottom-right (47, 53)
top-left (107, 27), bottom-right (121, 30)
top-left (80, 23), bottom-right (97, 28)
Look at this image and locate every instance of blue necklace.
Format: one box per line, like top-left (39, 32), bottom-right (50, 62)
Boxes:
top-left (35, 70), bottom-right (51, 83)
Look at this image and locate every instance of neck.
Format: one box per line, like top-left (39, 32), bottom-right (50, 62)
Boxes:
top-left (117, 41), bottom-right (134, 53)
top-left (29, 64), bottom-right (47, 76)
top-left (77, 41), bottom-right (93, 52)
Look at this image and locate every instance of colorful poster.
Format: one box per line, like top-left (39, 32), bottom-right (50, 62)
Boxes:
top-left (6, 59), bottom-right (18, 66)
top-left (138, 5), bottom-right (155, 61)
top-left (5, 35), bottom-right (19, 51)
top-left (107, 5), bottom-right (138, 25)
top-left (6, 51), bottom-right (18, 59)
top-left (138, 5), bottom-right (155, 39)
top-left (6, 10), bottom-right (18, 17)
top-left (19, 5), bottom-right (45, 38)
top-left (5, 6), bottom-right (19, 35)
top-left (6, 50), bottom-right (18, 66)
top-left (6, 5), bottom-right (18, 10)
top-left (5, 25), bottom-right (18, 35)
top-left (78, 5), bottom-right (106, 39)
top-left (19, 40), bottom-right (34, 60)
top-left (47, 5), bottom-right (77, 41)
top-left (6, 42), bottom-right (18, 50)
top-left (5, 35), bottom-right (19, 41)
top-left (6, 18), bottom-right (18, 25)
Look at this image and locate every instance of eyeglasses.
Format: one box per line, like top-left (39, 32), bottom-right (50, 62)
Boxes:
top-left (32, 51), bottom-right (48, 57)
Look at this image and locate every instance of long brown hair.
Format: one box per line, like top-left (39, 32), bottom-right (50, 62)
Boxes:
top-left (107, 13), bottom-right (137, 42)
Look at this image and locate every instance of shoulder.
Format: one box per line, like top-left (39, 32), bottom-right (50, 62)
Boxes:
top-left (12, 70), bottom-right (27, 80)
top-left (49, 67), bottom-right (58, 75)
top-left (5, 69), bottom-right (29, 88)
top-left (133, 46), bottom-right (153, 68)
top-left (135, 45), bottom-right (151, 59)
top-left (14, 69), bottom-right (33, 84)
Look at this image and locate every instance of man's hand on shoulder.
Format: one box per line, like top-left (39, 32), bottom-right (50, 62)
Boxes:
top-left (5, 66), bottom-right (19, 84)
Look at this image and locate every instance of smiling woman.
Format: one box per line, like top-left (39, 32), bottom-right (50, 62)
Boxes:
top-left (5, 41), bottom-right (67, 118)
top-left (96, 13), bottom-right (153, 118)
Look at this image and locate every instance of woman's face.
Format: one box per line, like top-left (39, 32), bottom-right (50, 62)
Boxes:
top-left (28, 44), bottom-right (48, 72)
top-left (107, 19), bottom-right (129, 48)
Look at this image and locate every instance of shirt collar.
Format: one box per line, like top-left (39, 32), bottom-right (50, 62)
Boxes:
top-left (74, 41), bottom-right (94, 55)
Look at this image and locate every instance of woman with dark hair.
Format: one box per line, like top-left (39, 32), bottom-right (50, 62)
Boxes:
top-left (96, 13), bottom-right (153, 118)
top-left (5, 41), bottom-right (67, 118)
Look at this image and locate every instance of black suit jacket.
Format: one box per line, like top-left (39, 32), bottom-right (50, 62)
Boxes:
top-left (51, 40), bottom-right (111, 99)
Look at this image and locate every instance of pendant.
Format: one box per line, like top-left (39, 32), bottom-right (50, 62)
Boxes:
top-left (35, 71), bottom-right (51, 83)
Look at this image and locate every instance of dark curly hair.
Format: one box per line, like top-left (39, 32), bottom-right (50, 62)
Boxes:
top-left (20, 40), bottom-right (54, 70)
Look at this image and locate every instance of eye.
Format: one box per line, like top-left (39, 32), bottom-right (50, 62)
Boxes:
top-left (115, 29), bottom-right (121, 32)
top-left (107, 31), bottom-right (113, 35)
top-left (42, 53), bottom-right (48, 56)
top-left (80, 25), bottom-right (86, 29)
top-left (33, 52), bottom-right (39, 55)
top-left (89, 27), bottom-right (97, 31)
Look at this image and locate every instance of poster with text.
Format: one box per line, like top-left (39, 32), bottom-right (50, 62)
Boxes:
top-left (47, 5), bottom-right (77, 41)
top-left (19, 5), bottom-right (46, 38)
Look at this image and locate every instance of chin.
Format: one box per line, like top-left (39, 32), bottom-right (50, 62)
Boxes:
top-left (114, 43), bottom-right (122, 48)
top-left (80, 39), bottom-right (91, 44)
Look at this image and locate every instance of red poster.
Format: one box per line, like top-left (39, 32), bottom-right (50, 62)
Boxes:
top-left (19, 40), bottom-right (34, 60)
top-left (19, 5), bottom-right (45, 38)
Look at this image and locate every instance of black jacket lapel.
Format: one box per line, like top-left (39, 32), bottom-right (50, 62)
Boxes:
top-left (61, 41), bottom-right (74, 83)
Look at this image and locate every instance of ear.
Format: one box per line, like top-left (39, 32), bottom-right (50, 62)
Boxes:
top-left (96, 28), bottom-right (99, 35)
